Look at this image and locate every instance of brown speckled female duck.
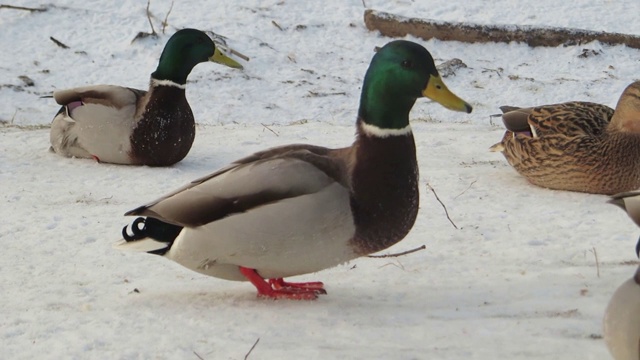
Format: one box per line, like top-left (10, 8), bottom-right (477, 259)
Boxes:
top-left (490, 81), bottom-right (640, 195)
top-left (117, 40), bottom-right (473, 300)
top-left (49, 29), bottom-right (242, 166)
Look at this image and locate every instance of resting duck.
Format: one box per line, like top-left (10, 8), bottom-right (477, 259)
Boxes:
top-left (604, 190), bottom-right (640, 360)
top-left (49, 28), bottom-right (243, 166)
top-left (490, 81), bottom-right (640, 195)
top-left (118, 40), bottom-right (473, 300)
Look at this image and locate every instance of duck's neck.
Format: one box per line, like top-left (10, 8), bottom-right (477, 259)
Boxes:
top-left (358, 81), bottom-right (416, 131)
top-left (610, 101), bottom-right (640, 133)
top-left (149, 77), bottom-right (187, 90)
top-left (350, 118), bottom-right (419, 254)
top-left (152, 53), bottom-right (201, 85)
top-left (610, 83), bottom-right (640, 133)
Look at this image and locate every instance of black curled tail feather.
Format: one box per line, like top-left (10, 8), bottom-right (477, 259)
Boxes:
top-left (122, 217), bottom-right (147, 241)
top-left (122, 217), bottom-right (184, 243)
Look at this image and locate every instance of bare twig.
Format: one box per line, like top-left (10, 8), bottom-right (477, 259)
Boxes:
top-left (590, 247), bottom-right (600, 278)
top-left (193, 351), bottom-right (204, 360)
top-left (49, 36), bottom-right (70, 49)
top-left (131, 0), bottom-right (159, 43)
top-left (161, 1), bottom-right (174, 34)
top-left (364, 9), bottom-right (640, 49)
top-left (145, 0), bottom-right (156, 35)
top-left (244, 338), bottom-right (260, 360)
top-left (0, 4), bottom-right (47, 11)
top-left (427, 183), bottom-right (458, 229)
top-left (261, 123), bottom-right (279, 136)
top-left (368, 245), bottom-right (426, 258)
top-left (454, 179), bottom-right (477, 199)
top-left (271, 20), bottom-right (283, 31)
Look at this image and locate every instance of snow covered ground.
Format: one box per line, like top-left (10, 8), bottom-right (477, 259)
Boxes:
top-left (2, 0), bottom-right (640, 359)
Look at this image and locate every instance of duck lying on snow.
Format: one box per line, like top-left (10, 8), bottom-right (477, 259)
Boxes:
top-left (49, 28), bottom-right (243, 166)
top-left (490, 82), bottom-right (640, 195)
top-left (605, 190), bottom-right (640, 360)
top-left (118, 40), bottom-right (473, 300)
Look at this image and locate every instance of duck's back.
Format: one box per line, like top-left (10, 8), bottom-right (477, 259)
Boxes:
top-left (527, 101), bottom-right (613, 137)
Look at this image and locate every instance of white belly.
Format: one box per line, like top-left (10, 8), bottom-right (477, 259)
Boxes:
top-left (165, 182), bottom-right (358, 281)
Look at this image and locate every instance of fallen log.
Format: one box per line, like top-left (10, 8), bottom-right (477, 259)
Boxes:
top-left (364, 9), bottom-right (640, 49)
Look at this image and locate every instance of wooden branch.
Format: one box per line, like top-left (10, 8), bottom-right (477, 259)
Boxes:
top-left (364, 9), bottom-right (640, 49)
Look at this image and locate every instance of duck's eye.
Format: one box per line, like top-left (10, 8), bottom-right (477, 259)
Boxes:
top-left (401, 60), bottom-right (413, 69)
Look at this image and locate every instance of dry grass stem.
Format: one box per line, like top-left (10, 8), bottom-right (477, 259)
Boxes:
top-left (260, 123), bottom-right (279, 136)
top-left (161, 1), bottom-right (174, 34)
top-left (368, 245), bottom-right (426, 258)
top-left (590, 247), bottom-right (600, 278)
top-left (454, 179), bottom-right (477, 199)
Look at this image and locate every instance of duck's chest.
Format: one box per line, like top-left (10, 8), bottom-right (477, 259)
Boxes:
top-left (130, 86), bottom-right (196, 166)
top-left (349, 134), bottom-right (419, 254)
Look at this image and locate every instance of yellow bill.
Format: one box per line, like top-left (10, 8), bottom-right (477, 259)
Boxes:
top-left (210, 47), bottom-right (244, 69)
top-left (423, 74), bottom-right (472, 113)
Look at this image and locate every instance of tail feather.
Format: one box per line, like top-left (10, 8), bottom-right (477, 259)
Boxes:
top-left (489, 143), bottom-right (505, 152)
top-left (118, 217), bottom-right (183, 255)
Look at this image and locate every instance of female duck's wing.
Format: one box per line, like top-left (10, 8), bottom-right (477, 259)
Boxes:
top-left (531, 102), bottom-right (613, 137)
top-left (500, 102), bottom-right (613, 138)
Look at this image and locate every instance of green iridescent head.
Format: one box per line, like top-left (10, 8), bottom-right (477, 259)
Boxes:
top-left (152, 28), bottom-right (242, 85)
top-left (359, 40), bottom-right (472, 130)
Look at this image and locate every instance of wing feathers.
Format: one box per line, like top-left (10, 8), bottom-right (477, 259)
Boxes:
top-left (53, 85), bottom-right (145, 109)
top-left (126, 154), bottom-right (347, 228)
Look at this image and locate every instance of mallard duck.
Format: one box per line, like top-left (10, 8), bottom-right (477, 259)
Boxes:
top-left (49, 28), bottom-right (243, 166)
top-left (604, 190), bottom-right (640, 360)
top-left (490, 81), bottom-right (640, 195)
top-left (117, 40), bottom-right (473, 300)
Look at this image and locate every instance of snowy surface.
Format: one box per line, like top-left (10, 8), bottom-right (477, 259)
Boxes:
top-left (2, 0), bottom-right (640, 359)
